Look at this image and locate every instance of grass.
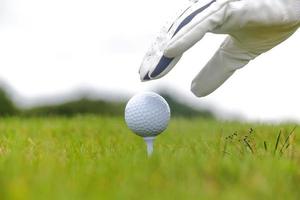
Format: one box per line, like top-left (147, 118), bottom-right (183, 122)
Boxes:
top-left (0, 116), bottom-right (299, 200)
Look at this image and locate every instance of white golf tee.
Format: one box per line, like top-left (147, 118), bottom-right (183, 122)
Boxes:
top-left (144, 137), bottom-right (155, 156)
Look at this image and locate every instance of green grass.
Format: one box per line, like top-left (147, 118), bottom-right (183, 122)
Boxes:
top-left (0, 116), bottom-right (299, 200)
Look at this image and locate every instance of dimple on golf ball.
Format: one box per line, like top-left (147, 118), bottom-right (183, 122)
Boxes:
top-left (125, 92), bottom-right (170, 137)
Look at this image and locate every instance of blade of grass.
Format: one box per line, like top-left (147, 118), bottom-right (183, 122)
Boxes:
top-left (223, 140), bottom-right (228, 157)
top-left (244, 139), bottom-right (254, 154)
top-left (274, 130), bottom-right (281, 155)
top-left (279, 126), bottom-right (297, 154)
top-left (264, 141), bottom-right (268, 152)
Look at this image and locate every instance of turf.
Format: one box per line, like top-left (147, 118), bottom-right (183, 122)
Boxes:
top-left (0, 116), bottom-right (299, 200)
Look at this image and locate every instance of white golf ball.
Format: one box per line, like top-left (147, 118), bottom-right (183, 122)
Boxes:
top-left (125, 92), bottom-right (170, 137)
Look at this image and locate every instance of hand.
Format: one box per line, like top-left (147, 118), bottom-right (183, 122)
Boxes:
top-left (139, 0), bottom-right (300, 97)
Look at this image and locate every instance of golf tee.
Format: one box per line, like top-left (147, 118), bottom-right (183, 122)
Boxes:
top-left (144, 137), bottom-right (155, 156)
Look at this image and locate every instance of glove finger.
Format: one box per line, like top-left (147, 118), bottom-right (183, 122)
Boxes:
top-left (164, 0), bottom-right (237, 58)
top-left (139, 54), bottom-right (181, 81)
top-left (139, 1), bottom-right (197, 81)
top-left (191, 36), bottom-right (258, 97)
top-left (140, 0), bottom-right (235, 81)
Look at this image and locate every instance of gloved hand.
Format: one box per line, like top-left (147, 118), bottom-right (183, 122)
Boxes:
top-left (139, 0), bottom-right (300, 97)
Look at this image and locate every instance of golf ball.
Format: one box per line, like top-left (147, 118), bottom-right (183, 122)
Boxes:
top-left (125, 92), bottom-right (170, 137)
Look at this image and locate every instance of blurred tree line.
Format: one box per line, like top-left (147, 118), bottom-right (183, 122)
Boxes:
top-left (0, 87), bottom-right (214, 118)
top-left (0, 88), bottom-right (17, 116)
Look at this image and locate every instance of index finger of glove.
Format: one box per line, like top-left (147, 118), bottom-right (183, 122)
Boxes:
top-left (164, 0), bottom-right (236, 58)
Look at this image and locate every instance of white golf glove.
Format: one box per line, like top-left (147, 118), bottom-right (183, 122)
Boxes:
top-left (139, 0), bottom-right (300, 97)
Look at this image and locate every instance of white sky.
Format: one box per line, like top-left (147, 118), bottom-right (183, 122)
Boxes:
top-left (0, 0), bottom-right (300, 122)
